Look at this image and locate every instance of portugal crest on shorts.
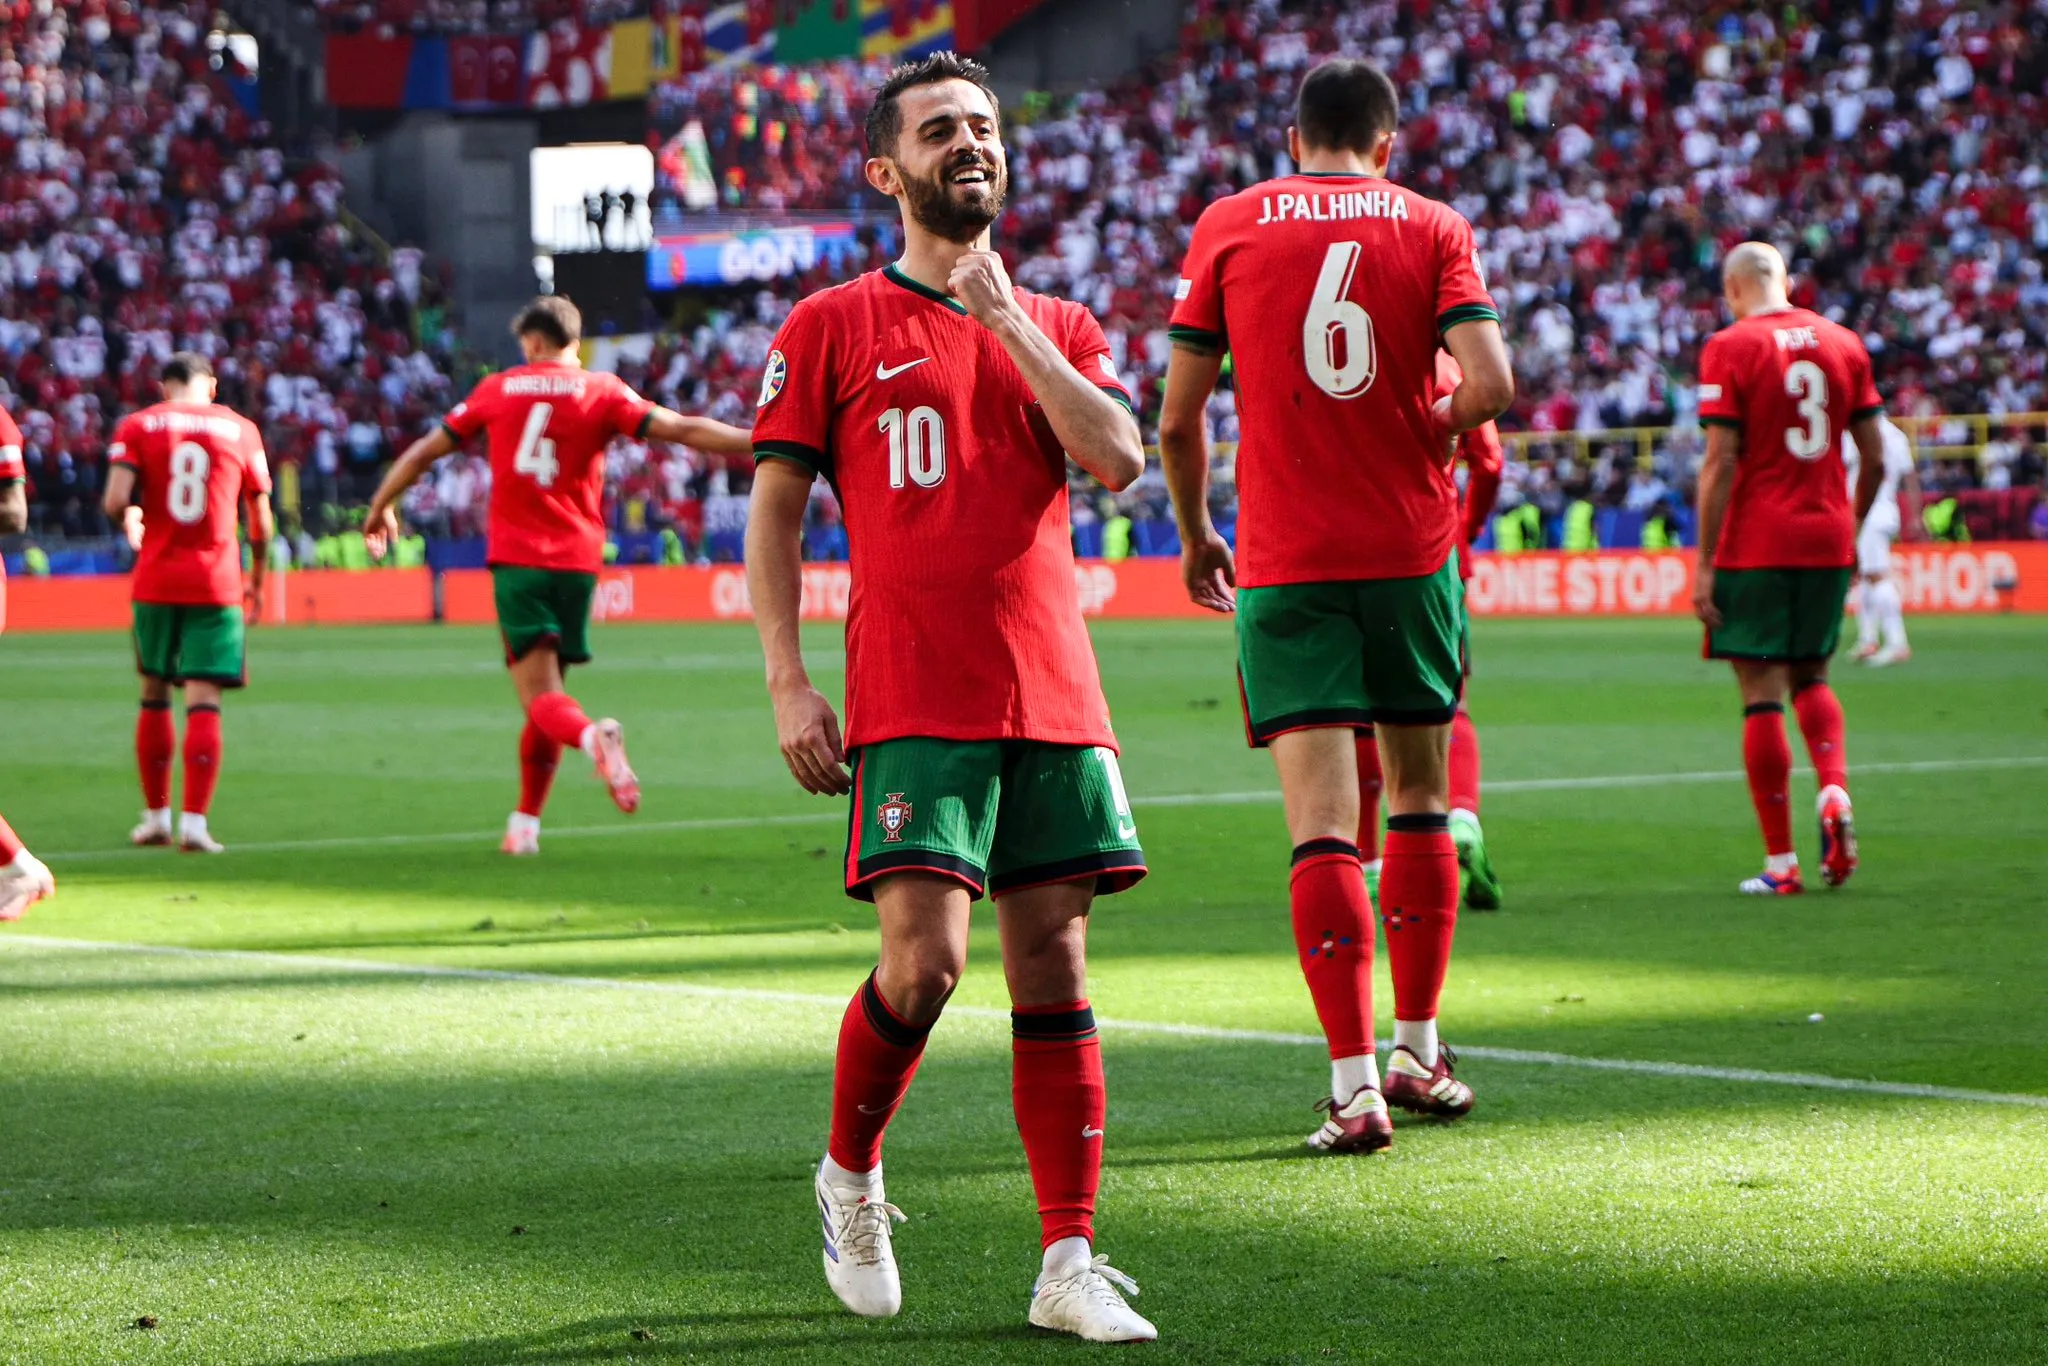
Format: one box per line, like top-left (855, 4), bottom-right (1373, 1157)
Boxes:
top-left (876, 793), bottom-right (912, 843)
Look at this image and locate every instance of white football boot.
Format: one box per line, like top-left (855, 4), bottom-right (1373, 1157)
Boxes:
top-left (816, 1164), bottom-right (905, 1318)
top-left (501, 812), bottom-right (541, 856)
top-left (1028, 1245), bottom-right (1157, 1343)
top-left (0, 851), bottom-right (55, 922)
top-left (131, 809), bottom-right (173, 847)
top-left (177, 814), bottom-right (225, 854)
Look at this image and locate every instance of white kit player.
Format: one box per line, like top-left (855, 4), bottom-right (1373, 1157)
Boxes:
top-left (1843, 415), bottom-right (1920, 666)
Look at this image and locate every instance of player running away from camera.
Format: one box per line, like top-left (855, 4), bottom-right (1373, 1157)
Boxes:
top-left (1355, 351), bottom-right (1508, 915)
top-left (746, 54), bottom-right (1155, 1344)
top-left (1159, 59), bottom-right (1513, 1155)
top-left (1695, 243), bottom-right (1887, 897)
top-left (365, 297), bottom-right (752, 854)
top-left (0, 400), bottom-right (56, 916)
top-left (1845, 414), bottom-right (1921, 667)
top-left (102, 353), bottom-right (275, 854)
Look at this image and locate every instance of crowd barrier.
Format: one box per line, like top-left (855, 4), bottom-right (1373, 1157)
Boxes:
top-left (4, 547), bottom-right (2043, 635)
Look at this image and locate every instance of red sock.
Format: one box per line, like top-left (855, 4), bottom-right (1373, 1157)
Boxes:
top-left (181, 704), bottom-right (223, 817)
top-left (1449, 707), bottom-right (1482, 815)
top-left (526, 690), bottom-right (594, 751)
top-left (518, 720), bottom-right (562, 818)
top-left (1743, 703), bottom-right (1795, 856)
top-left (827, 972), bottom-right (933, 1174)
top-left (1380, 817), bottom-right (1461, 1022)
top-left (136, 702), bottom-right (175, 810)
top-left (0, 813), bottom-right (22, 864)
top-left (1792, 682), bottom-right (1848, 794)
top-left (1353, 733), bottom-right (1383, 861)
top-left (1012, 1001), bottom-right (1104, 1249)
top-left (1289, 839), bottom-right (1376, 1060)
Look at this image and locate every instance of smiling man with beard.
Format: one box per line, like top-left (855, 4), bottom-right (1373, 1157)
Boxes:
top-left (743, 52), bottom-right (1156, 1343)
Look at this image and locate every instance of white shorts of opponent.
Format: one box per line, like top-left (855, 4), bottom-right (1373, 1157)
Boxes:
top-left (1858, 500), bottom-right (1901, 578)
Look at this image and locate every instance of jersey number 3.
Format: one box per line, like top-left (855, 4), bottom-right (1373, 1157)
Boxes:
top-left (1304, 242), bottom-right (1377, 400)
top-left (1784, 361), bottom-right (1830, 461)
top-left (515, 403), bottom-right (561, 487)
top-left (880, 406), bottom-right (946, 489)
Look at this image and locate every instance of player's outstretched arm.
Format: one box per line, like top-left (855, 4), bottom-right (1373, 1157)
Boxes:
top-left (1158, 342), bottom-right (1235, 614)
top-left (1848, 415), bottom-right (1887, 528)
top-left (363, 427), bottom-right (457, 557)
top-left (243, 491), bottom-right (275, 624)
top-left (1693, 424), bottom-right (1742, 627)
top-left (746, 458), bottom-right (851, 797)
top-left (947, 251), bottom-right (1144, 492)
top-left (1438, 319), bottom-right (1516, 448)
top-left (102, 464), bottom-right (144, 550)
top-left (643, 408), bottom-right (753, 457)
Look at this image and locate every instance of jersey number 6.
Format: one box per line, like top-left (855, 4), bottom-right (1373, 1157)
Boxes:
top-left (880, 406), bottom-right (946, 489)
top-left (1303, 241), bottom-right (1377, 400)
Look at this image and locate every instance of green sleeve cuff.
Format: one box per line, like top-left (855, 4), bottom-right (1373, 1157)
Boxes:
top-left (1700, 417), bottom-right (1745, 430)
top-left (1850, 405), bottom-right (1885, 422)
top-left (1168, 325), bottom-right (1226, 353)
top-left (1099, 386), bottom-right (1135, 414)
top-left (634, 410), bottom-right (656, 440)
top-left (1437, 304), bottom-right (1500, 334)
top-left (755, 440), bottom-right (831, 478)
top-left (439, 422), bottom-right (466, 445)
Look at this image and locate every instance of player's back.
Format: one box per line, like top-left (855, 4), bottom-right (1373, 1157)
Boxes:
top-left (1698, 307), bottom-right (1881, 570)
top-left (447, 361), bottom-right (650, 572)
top-left (1171, 174), bottom-right (1497, 586)
top-left (111, 401), bottom-right (267, 605)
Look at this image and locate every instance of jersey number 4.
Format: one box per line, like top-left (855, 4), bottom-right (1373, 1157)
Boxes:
top-left (1303, 242), bottom-right (1377, 400)
top-left (880, 406), bottom-right (946, 489)
top-left (1784, 360), bottom-right (1830, 461)
top-left (515, 403), bottom-right (561, 487)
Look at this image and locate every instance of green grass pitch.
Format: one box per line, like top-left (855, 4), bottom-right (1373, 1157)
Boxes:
top-left (2, 616), bottom-right (2046, 1364)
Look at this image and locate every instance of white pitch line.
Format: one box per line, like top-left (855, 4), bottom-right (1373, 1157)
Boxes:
top-left (38, 754), bottom-right (2048, 862)
top-left (3, 934), bottom-right (2044, 1111)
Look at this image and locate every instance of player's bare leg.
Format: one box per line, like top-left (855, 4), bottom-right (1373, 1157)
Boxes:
top-left (1269, 727), bottom-right (1390, 1152)
top-left (131, 677), bottom-right (176, 846)
top-left (1791, 661), bottom-right (1857, 887)
top-left (996, 881), bottom-right (1153, 1343)
top-left (1733, 662), bottom-right (1802, 894)
top-left (175, 681), bottom-right (228, 853)
top-left (1375, 721), bottom-right (1475, 1118)
top-left (817, 873), bottom-right (968, 1319)
top-left (509, 645), bottom-right (638, 819)
top-left (0, 813), bottom-right (55, 921)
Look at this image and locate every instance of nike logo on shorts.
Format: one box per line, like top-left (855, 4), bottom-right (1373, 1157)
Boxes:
top-left (876, 357), bottom-right (932, 380)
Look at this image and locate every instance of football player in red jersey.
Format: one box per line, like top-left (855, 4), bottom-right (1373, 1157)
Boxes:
top-left (365, 297), bottom-right (751, 853)
top-left (0, 401), bottom-right (56, 917)
top-left (1694, 243), bottom-right (1888, 896)
top-left (101, 354), bottom-right (276, 854)
top-left (1159, 60), bottom-right (1514, 1155)
top-left (746, 54), bottom-right (1155, 1343)
top-left (1354, 354), bottom-right (1505, 914)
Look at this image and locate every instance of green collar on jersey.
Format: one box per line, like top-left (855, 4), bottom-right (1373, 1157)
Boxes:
top-left (1295, 170), bottom-right (1384, 179)
top-left (883, 263), bottom-right (969, 315)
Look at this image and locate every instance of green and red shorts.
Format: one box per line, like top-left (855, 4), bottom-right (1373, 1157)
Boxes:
top-left (492, 566), bottom-right (596, 665)
top-left (844, 737), bottom-right (1147, 902)
top-left (1704, 566), bottom-right (1854, 663)
top-left (132, 602), bottom-right (247, 687)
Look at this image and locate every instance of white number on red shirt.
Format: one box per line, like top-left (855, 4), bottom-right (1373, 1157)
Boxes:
top-left (1784, 360), bottom-right (1830, 460)
top-left (880, 406), bottom-right (946, 489)
top-left (167, 442), bottom-right (210, 524)
top-left (514, 402), bottom-right (561, 487)
top-left (1302, 241), bottom-right (1377, 400)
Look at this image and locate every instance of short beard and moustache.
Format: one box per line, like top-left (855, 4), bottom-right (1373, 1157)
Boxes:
top-left (901, 150), bottom-right (1007, 243)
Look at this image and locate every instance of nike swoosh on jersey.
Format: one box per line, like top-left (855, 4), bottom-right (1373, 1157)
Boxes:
top-left (1081, 1126), bottom-right (1105, 1139)
top-left (876, 357), bottom-right (932, 380)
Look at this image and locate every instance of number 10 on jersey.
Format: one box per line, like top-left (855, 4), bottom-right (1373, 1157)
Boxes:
top-left (880, 406), bottom-right (946, 489)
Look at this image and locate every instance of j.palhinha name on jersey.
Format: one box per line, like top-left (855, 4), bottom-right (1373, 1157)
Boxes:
top-left (1256, 190), bottom-right (1410, 227)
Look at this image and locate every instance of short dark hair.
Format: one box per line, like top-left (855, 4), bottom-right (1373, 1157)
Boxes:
top-left (1294, 59), bottom-right (1400, 154)
top-left (865, 51), bottom-right (999, 158)
top-left (161, 351), bottom-right (214, 386)
top-left (513, 295), bottom-right (582, 350)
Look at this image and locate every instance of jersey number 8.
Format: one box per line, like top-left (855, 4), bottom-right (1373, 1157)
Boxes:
top-left (880, 406), bottom-right (946, 489)
top-left (515, 402), bottom-right (561, 488)
top-left (168, 442), bottom-right (210, 525)
top-left (1783, 360), bottom-right (1830, 461)
top-left (1303, 242), bottom-right (1377, 400)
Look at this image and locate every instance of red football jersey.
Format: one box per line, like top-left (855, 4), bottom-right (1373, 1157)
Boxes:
top-left (0, 404), bottom-right (20, 628)
top-left (1172, 174), bottom-right (1498, 587)
top-left (110, 402), bottom-right (271, 606)
top-left (1698, 307), bottom-right (1882, 570)
top-left (752, 266), bottom-right (1130, 751)
top-left (441, 361), bottom-right (653, 573)
top-left (1433, 352), bottom-right (1504, 580)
